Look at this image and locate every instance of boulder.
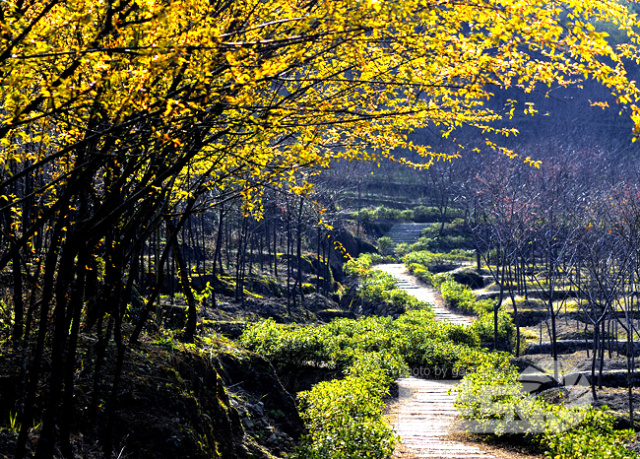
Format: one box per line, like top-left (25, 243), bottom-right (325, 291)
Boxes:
top-left (452, 269), bottom-right (484, 289)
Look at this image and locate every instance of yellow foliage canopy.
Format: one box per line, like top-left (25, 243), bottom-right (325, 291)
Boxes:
top-left (0, 0), bottom-right (639, 218)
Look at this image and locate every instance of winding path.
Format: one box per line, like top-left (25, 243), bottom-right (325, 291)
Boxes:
top-left (376, 264), bottom-right (496, 459)
top-left (375, 264), bottom-right (472, 326)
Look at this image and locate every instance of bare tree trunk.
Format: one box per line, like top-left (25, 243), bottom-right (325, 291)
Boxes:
top-left (167, 218), bottom-right (198, 342)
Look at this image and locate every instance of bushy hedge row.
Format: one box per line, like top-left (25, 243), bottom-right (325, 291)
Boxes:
top-left (350, 205), bottom-right (466, 223)
top-left (352, 206), bottom-right (464, 222)
top-left (344, 254), bottom-right (428, 311)
top-left (352, 206), bottom-right (414, 221)
top-left (454, 353), bottom-right (637, 458)
top-left (403, 249), bottom-right (474, 267)
top-left (471, 308), bottom-right (515, 346)
top-left (240, 310), bottom-right (479, 374)
top-left (398, 235), bottom-right (474, 253)
top-left (543, 408), bottom-right (637, 459)
top-left (440, 278), bottom-right (481, 312)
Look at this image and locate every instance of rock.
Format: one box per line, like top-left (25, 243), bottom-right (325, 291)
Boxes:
top-left (317, 309), bottom-right (355, 321)
top-left (254, 402), bottom-right (264, 417)
top-left (215, 352), bottom-right (304, 439)
top-left (332, 227), bottom-right (378, 263)
top-left (452, 269), bottom-right (484, 289)
top-left (242, 417), bottom-right (254, 430)
top-left (303, 292), bottom-right (340, 312)
top-left (208, 321), bottom-right (246, 339)
top-left (429, 264), bottom-right (458, 273)
top-left (519, 370), bottom-right (558, 394)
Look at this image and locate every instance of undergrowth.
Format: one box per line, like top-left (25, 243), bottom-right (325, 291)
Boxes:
top-left (240, 310), bottom-right (483, 458)
top-left (455, 353), bottom-right (637, 459)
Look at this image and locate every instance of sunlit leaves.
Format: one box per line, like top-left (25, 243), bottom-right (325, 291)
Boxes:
top-left (2, 0), bottom-right (640, 236)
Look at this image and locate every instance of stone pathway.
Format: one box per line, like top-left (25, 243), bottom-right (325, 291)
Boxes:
top-left (384, 223), bottom-right (433, 245)
top-left (375, 264), bottom-right (473, 326)
top-left (376, 264), bottom-right (496, 459)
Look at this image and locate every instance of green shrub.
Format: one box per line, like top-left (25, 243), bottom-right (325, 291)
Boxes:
top-left (430, 272), bottom-right (452, 288)
top-left (403, 249), bottom-right (474, 267)
top-left (413, 206), bottom-right (440, 222)
top-left (323, 316), bottom-right (400, 365)
top-left (376, 236), bottom-right (395, 255)
top-left (376, 206), bottom-right (405, 220)
top-left (353, 208), bottom-right (373, 221)
top-left (400, 209), bottom-right (414, 220)
top-left (345, 255), bottom-right (432, 311)
top-left (449, 248), bottom-right (476, 259)
top-left (394, 310), bottom-right (480, 371)
top-left (353, 206), bottom-right (412, 221)
top-left (240, 309), bottom-right (481, 376)
top-left (543, 407), bottom-right (637, 459)
top-left (412, 339), bottom-right (476, 377)
top-left (407, 237), bottom-right (433, 253)
top-left (440, 279), bottom-right (477, 313)
top-left (454, 351), bottom-right (546, 435)
top-left (357, 269), bottom-right (402, 303)
top-left (369, 253), bottom-right (396, 264)
top-left (239, 318), bottom-right (338, 368)
top-left (297, 374), bottom-right (398, 459)
top-left (431, 235), bottom-right (475, 251)
top-left (395, 311), bottom-right (479, 348)
top-left (455, 353), bottom-right (637, 458)
top-left (344, 253), bottom-right (374, 275)
top-left (347, 350), bottom-right (409, 386)
top-left (472, 298), bottom-right (494, 314)
top-left (471, 309), bottom-right (515, 348)
top-left (395, 242), bottom-right (410, 257)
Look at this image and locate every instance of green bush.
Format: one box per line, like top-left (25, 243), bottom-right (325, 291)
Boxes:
top-left (239, 318), bottom-right (338, 368)
top-left (438, 278), bottom-right (493, 315)
top-left (430, 272), bottom-right (452, 288)
top-left (344, 253), bottom-right (375, 275)
top-left (395, 311), bottom-right (479, 348)
top-left (411, 339), bottom-right (476, 377)
top-left (323, 316), bottom-right (401, 366)
top-left (353, 206), bottom-right (412, 222)
top-left (394, 310), bottom-right (479, 372)
top-left (376, 236), bottom-right (395, 255)
top-left (345, 255), bottom-right (431, 311)
top-left (440, 279), bottom-right (477, 313)
top-left (375, 206), bottom-right (404, 220)
top-left (369, 253), bottom-right (396, 264)
top-left (400, 209), bottom-right (414, 220)
top-left (395, 242), bottom-right (410, 257)
top-left (240, 309), bottom-right (481, 376)
top-left (471, 309), bottom-right (515, 348)
top-left (454, 351), bottom-right (546, 435)
top-left (543, 407), bottom-right (637, 459)
top-left (454, 352), bottom-right (637, 458)
top-left (408, 235), bottom-right (474, 252)
top-left (297, 374), bottom-right (398, 459)
top-left (403, 249), bottom-right (474, 266)
top-left (347, 350), bottom-right (409, 387)
top-left (413, 206), bottom-right (440, 222)
top-left (352, 208), bottom-right (373, 221)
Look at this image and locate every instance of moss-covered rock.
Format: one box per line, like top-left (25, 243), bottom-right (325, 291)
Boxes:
top-left (452, 269), bottom-right (484, 289)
